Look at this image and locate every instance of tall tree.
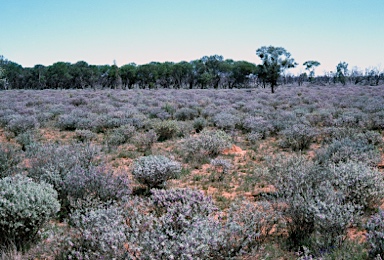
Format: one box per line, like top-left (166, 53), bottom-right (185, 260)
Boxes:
top-left (336, 61), bottom-right (348, 85)
top-left (303, 60), bottom-right (320, 82)
top-left (256, 46), bottom-right (297, 93)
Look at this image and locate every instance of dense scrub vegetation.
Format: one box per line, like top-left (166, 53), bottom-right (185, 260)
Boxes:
top-left (0, 85), bottom-right (384, 258)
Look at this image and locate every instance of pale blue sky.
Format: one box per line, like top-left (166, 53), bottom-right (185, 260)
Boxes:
top-left (1, 0), bottom-right (384, 75)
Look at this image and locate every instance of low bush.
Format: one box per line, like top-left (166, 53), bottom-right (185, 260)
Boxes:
top-left (174, 107), bottom-right (199, 121)
top-left (132, 130), bottom-right (157, 153)
top-left (153, 120), bottom-right (180, 141)
top-left (132, 155), bottom-right (181, 189)
top-left (213, 112), bottom-right (240, 131)
top-left (0, 175), bottom-right (60, 250)
top-left (180, 129), bottom-right (232, 167)
top-left (193, 117), bottom-right (207, 133)
top-left (270, 156), bottom-right (365, 253)
top-left (64, 166), bottom-right (131, 202)
top-left (105, 124), bottom-right (136, 146)
top-left (6, 115), bottom-right (39, 136)
top-left (366, 210), bottom-right (384, 259)
top-left (74, 129), bottom-right (97, 142)
top-left (58, 205), bottom-right (127, 259)
top-left (315, 137), bottom-right (381, 166)
top-left (0, 143), bottom-right (21, 178)
top-left (279, 123), bottom-right (317, 151)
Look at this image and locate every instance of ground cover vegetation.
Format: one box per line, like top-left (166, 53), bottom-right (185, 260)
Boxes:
top-left (0, 83), bottom-right (384, 259)
top-left (1, 46), bottom-right (384, 258)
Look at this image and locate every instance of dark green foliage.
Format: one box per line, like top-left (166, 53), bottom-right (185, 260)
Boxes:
top-left (0, 175), bottom-right (60, 250)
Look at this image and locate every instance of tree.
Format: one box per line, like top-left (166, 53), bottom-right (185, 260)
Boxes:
top-left (303, 60), bottom-right (320, 82)
top-left (256, 46), bottom-right (297, 93)
top-left (120, 63), bottom-right (137, 89)
top-left (336, 61), bottom-right (348, 85)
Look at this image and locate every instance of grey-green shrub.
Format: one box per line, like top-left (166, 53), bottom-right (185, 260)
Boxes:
top-left (58, 205), bottom-right (127, 259)
top-left (193, 117), bottom-right (207, 133)
top-left (366, 210), bottom-right (384, 258)
top-left (0, 175), bottom-right (60, 250)
top-left (0, 143), bottom-right (20, 178)
top-left (153, 120), bottom-right (180, 141)
top-left (269, 156), bottom-right (363, 252)
top-left (132, 130), bottom-right (157, 152)
top-left (5, 115), bottom-right (39, 136)
top-left (279, 123), bottom-right (317, 151)
top-left (330, 161), bottom-right (384, 210)
top-left (106, 124), bottom-right (136, 146)
top-left (132, 155), bottom-right (181, 189)
top-left (74, 129), bottom-right (97, 142)
top-left (315, 137), bottom-right (381, 166)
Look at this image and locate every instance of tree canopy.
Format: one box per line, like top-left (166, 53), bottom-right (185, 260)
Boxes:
top-left (256, 46), bottom-right (297, 93)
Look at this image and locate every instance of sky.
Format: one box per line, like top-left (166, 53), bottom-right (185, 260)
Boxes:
top-left (1, 0), bottom-right (384, 75)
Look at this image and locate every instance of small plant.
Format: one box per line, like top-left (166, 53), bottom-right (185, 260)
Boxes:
top-left (210, 158), bottom-right (232, 181)
top-left (0, 175), bottom-right (60, 250)
top-left (132, 155), bottom-right (181, 189)
top-left (174, 107), bottom-right (198, 121)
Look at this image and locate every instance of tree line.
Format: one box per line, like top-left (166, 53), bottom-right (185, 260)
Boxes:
top-left (1, 46), bottom-right (383, 92)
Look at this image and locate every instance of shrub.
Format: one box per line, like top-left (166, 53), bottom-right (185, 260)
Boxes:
top-left (210, 158), bottom-right (232, 181)
top-left (6, 115), bottom-right (39, 136)
top-left (193, 117), bottom-right (207, 133)
top-left (242, 116), bottom-right (274, 138)
top-left (0, 175), bottom-right (60, 250)
top-left (132, 155), bottom-right (181, 189)
top-left (74, 129), bottom-right (97, 142)
top-left (199, 129), bottom-right (232, 157)
top-left (315, 137), bottom-right (381, 166)
top-left (153, 120), bottom-right (180, 141)
top-left (125, 189), bottom-right (222, 259)
top-left (366, 210), bottom-right (384, 259)
top-left (64, 166), bottom-right (131, 202)
top-left (27, 142), bottom-right (101, 217)
top-left (174, 107), bottom-right (199, 121)
top-left (106, 124), bottom-right (136, 146)
top-left (279, 124), bottom-right (317, 151)
top-left (0, 143), bottom-right (21, 178)
top-left (270, 156), bottom-right (362, 252)
top-left (132, 130), bottom-right (157, 153)
top-left (330, 161), bottom-right (384, 210)
top-left (247, 131), bottom-right (263, 144)
top-left (58, 205), bottom-right (127, 259)
top-left (213, 112), bottom-right (240, 131)
top-left (180, 129), bottom-right (232, 167)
